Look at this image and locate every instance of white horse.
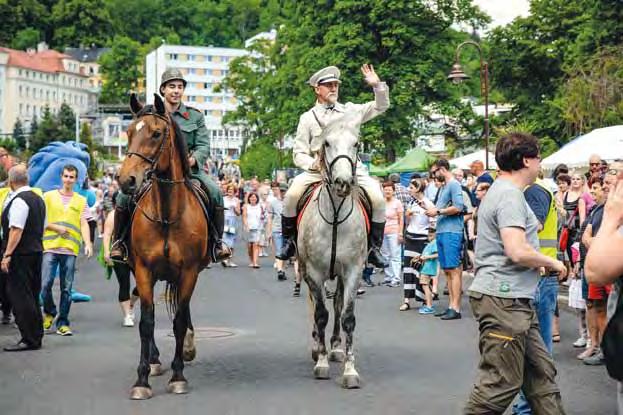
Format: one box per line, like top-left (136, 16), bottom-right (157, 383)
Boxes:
top-left (297, 112), bottom-right (368, 389)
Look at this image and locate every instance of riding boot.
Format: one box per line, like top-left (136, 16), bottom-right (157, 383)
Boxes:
top-left (368, 222), bottom-right (389, 268)
top-left (276, 216), bottom-right (297, 260)
top-left (110, 207), bottom-right (130, 262)
top-left (212, 206), bottom-right (232, 262)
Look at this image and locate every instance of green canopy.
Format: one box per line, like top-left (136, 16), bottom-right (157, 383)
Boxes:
top-left (368, 164), bottom-right (388, 177)
top-left (386, 148), bottom-right (432, 173)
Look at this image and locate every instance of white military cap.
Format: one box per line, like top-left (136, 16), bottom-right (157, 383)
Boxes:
top-left (308, 66), bottom-right (342, 86)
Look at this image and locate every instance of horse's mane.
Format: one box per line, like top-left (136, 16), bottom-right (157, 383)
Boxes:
top-left (137, 105), bottom-right (191, 177)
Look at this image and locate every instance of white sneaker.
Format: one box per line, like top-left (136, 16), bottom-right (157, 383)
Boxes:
top-left (573, 337), bottom-right (587, 348)
top-left (123, 314), bottom-right (135, 327)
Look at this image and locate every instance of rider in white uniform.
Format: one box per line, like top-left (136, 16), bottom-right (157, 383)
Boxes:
top-left (277, 64), bottom-right (390, 267)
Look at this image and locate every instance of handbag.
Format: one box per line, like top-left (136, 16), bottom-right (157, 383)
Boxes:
top-left (559, 207), bottom-right (578, 251)
top-left (568, 277), bottom-right (585, 309)
top-left (602, 280), bottom-right (623, 381)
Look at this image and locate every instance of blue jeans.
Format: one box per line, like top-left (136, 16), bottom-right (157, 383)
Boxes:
top-left (513, 275), bottom-right (559, 415)
top-left (272, 231), bottom-right (284, 257)
top-left (382, 233), bottom-right (402, 283)
top-left (41, 252), bottom-right (77, 328)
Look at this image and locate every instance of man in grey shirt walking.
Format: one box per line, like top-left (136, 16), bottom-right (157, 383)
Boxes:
top-left (464, 133), bottom-right (567, 414)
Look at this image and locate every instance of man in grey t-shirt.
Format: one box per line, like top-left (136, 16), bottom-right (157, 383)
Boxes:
top-left (464, 133), bottom-right (567, 415)
top-left (268, 182), bottom-right (287, 281)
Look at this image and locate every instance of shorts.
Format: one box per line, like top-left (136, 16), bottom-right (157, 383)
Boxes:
top-left (588, 282), bottom-right (611, 301)
top-left (437, 232), bottom-right (463, 270)
top-left (419, 274), bottom-right (436, 284)
top-left (247, 230), bottom-right (260, 244)
top-left (272, 232), bottom-right (284, 257)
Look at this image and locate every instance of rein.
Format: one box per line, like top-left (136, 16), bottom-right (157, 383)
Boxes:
top-left (126, 111), bottom-right (188, 257)
top-left (317, 147), bottom-right (358, 280)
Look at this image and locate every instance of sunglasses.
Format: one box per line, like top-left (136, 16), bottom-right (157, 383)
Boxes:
top-left (590, 162), bottom-right (601, 166)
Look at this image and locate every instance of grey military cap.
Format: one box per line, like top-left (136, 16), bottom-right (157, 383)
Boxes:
top-left (160, 68), bottom-right (187, 91)
top-left (308, 66), bottom-right (342, 87)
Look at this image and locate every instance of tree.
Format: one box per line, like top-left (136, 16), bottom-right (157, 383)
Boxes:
top-left (12, 118), bottom-right (27, 151)
top-left (50, 0), bottom-right (112, 48)
top-left (223, 0), bottom-right (489, 164)
top-left (79, 122), bottom-right (98, 179)
top-left (57, 102), bottom-right (76, 139)
top-left (31, 105), bottom-right (64, 152)
top-left (99, 36), bottom-right (142, 104)
top-left (239, 140), bottom-right (281, 179)
top-left (29, 116), bottom-right (39, 149)
top-left (11, 27), bottom-right (40, 50)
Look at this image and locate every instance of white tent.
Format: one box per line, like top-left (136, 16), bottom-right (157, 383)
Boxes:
top-left (450, 149), bottom-right (497, 170)
top-left (542, 125), bottom-right (623, 170)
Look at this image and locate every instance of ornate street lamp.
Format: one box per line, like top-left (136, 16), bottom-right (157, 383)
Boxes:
top-left (448, 41), bottom-right (490, 170)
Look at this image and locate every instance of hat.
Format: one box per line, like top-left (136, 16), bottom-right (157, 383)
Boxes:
top-left (308, 66), bottom-right (341, 87)
top-left (389, 173), bottom-right (401, 183)
top-left (160, 68), bottom-right (187, 92)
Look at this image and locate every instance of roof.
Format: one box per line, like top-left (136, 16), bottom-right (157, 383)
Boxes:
top-left (0, 47), bottom-right (72, 73)
top-left (64, 47), bottom-right (110, 63)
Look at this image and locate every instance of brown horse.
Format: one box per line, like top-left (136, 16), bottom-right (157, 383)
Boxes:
top-left (118, 93), bottom-right (210, 400)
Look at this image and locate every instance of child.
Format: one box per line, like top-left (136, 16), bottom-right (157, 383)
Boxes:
top-left (414, 228), bottom-right (438, 315)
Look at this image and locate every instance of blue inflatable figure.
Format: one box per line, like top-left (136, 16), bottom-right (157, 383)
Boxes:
top-left (29, 141), bottom-right (93, 303)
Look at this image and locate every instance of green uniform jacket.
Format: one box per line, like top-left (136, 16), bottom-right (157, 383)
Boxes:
top-left (117, 102), bottom-right (222, 209)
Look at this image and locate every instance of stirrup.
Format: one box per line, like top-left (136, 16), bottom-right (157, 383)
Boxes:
top-left (110, 240), bottom-right (128, 263)
top-left (212, 240), bottom-right (232, 262)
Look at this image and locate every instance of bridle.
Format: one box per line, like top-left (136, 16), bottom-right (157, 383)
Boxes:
top-left (125, 111), bottom-right (185, 187)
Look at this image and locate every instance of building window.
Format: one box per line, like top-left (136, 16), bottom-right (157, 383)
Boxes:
top-left (204, 82), bottom-right (211, 89)
top-left (204, 110), bottom-right (209, 116)
top-left (19, 85), bottom-right (22, 97)
top-left (19, 103), bottom-right (23, 115)
top-left (46, 90), bottom-right (50, 100)
top-left (26, 104), bottom-right (30, 114)
top-left (19, 69), bottom-right (22, 76)
top-left (33, 105), bottom-right (37, 116)
top-left (170, 53), bottom-right (178, 60)
top-left (188, 54), bottom-right (194, 61)
top-left (189, 68), bottom-right (195, 75)
top-left (207, 56), bottom-right (212, 62)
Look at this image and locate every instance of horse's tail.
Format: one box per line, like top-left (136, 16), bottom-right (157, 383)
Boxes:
top-left (164, 280), bottom-right (180, 320)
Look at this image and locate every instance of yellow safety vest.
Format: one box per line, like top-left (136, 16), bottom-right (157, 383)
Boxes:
top-left (42, 190), bottom-right (86, 255)
top-left (534, 180), bottom-right (558, 259)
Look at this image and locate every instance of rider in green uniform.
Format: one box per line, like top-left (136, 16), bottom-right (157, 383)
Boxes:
top-left (111, 68), bottom-right (230, 262)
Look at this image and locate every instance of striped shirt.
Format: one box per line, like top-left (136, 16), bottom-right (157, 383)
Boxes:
top-left (45, 190), bottom-right (90, 256)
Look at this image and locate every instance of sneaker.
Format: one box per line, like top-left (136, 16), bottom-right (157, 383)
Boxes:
top-left (356, 288), bottom-right (366, 296)
top-left (43, 314), bottom-right (55, 330)
top-left (583, 349), bottom-right (605, 366)
top-left (573, 337), bottom-right (588, 348)
top-left (277, 271), bottom-right (287, 281)
top-left (389, 281), bottom-right (400, 288)
top-left (293, 283), bottom-right (301, 297)
top-left (434, 308), bottom-right (450, 317)
top-left (440, 309), bottom-right (462, 320)
top-left (432, 293), bottom-right (439, 301)
top-left (56, 325), bottom-right (73, 336)
top-left (419, 306), bottom-right (435, 315)
top-left (123, 314), bottom-right (135, 327)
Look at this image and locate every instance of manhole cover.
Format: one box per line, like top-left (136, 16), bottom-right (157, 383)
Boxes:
top-left (166, 327), bottom-right (236, 340)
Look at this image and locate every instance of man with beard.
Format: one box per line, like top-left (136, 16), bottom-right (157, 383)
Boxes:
top-left (277, 65), bottom-right (390, 267)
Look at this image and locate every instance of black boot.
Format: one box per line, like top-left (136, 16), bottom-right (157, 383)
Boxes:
top-left (276, 216), bottom-right (297, 260)
top-left (212, 206), bottom-right (232, 262)
top-left (368, 222), bottom-right (388, 268)
top-left (110, 207), bottom-right (130, 262)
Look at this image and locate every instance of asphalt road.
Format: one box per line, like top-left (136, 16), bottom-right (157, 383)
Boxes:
top-left (0, 246), bottom-right (617, 415)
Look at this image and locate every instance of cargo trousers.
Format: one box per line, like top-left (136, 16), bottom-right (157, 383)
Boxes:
top-left (464, 291), bottom-right (566, 415)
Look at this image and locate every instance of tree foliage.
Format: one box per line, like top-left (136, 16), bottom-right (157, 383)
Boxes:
top-left (12, 118), bottom-right (26, 151)
top-left (98, 36), bottom-right (142, 104)
top-left (223, 0), bottom-right (489, 164)
top-left (239, 140), bottom-right (282, 179)
top-left (80, 122), bottom-right (99, 179)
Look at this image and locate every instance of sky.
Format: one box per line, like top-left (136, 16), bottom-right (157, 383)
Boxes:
top-left (473, 0), bottom-right (531, 27)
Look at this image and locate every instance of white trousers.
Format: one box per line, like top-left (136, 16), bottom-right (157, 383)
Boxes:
top-left (282, 168), bottom-right (386, 222)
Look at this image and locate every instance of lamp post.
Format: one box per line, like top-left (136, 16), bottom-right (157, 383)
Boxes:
top-left (447, 41), bottom-right (490, 171)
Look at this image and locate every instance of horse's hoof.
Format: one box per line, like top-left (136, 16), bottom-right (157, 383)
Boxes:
top-left (167, 381), bottom-right (189, 394)
top-left (149, 363), bottom-right (163, 377)
top-left (329, 349), bottom-right (345, 362)
top-left (313, 364), bottom-right (330, 379)
top-left (182, 348), bottom-right (196, 362)
top-left (129, 386), bottom-right (153, 400)
top-left (342, 374), bottom-right (360, 389)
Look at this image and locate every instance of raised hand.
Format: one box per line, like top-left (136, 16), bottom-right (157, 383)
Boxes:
top-left (361, 64), bottom-right (380, 87)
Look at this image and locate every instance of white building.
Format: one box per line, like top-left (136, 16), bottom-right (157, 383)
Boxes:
top-left (0, 42), bottom-right (96, 136)
top-left (145, 45), bottom-right (249, 158)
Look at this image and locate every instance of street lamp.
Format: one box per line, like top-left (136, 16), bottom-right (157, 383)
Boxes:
top-left (447, 41), bottom-right (490, 170)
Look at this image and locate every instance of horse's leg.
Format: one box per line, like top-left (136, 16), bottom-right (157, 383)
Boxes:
top-left (305, 269), bottom-right (330, 380)
top-left (130, 267), bottom-right (155, 400)
top-left (183, 304), bottom-right (196, 362)
top-left (329, 276), bottom-right (345, 362)
top-left (341, 267), bottom-right (362, 389)
top-left (168, 270), bottom-right (198, 394)
top-left (149, 280), bottom-right (163, 376)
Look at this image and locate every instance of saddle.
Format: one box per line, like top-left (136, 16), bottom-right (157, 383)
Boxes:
top-left (296, 182), bottom-right (371, 234)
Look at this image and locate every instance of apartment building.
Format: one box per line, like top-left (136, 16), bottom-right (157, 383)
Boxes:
top-left (0, 42), bottom-right (96, 135)
top-left (145, 44), bottom-right (248, 158)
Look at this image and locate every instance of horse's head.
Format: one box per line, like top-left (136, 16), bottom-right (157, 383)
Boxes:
top-left (320, 112), bottom-right (360, 197)
top-left (118, 94), bottom-right (172, 195)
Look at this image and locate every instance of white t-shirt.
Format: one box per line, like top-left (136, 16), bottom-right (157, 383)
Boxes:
top-left (3, 186), bottom-right (34, 230)
top-left (406, 197), bottom-right (435, 235)
top-left (245, 204), bottom-right (263, 231)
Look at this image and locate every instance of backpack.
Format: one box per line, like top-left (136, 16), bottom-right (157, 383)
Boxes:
top-left (602, 279), bottom-right (623, 381)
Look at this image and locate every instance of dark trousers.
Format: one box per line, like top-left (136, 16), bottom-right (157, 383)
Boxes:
top-left (7, 254), bottom-right (43, 346)
top-left (464, 292), bottom-right (565, 415)
top-left (0, 271), bottom-right (11, 317)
